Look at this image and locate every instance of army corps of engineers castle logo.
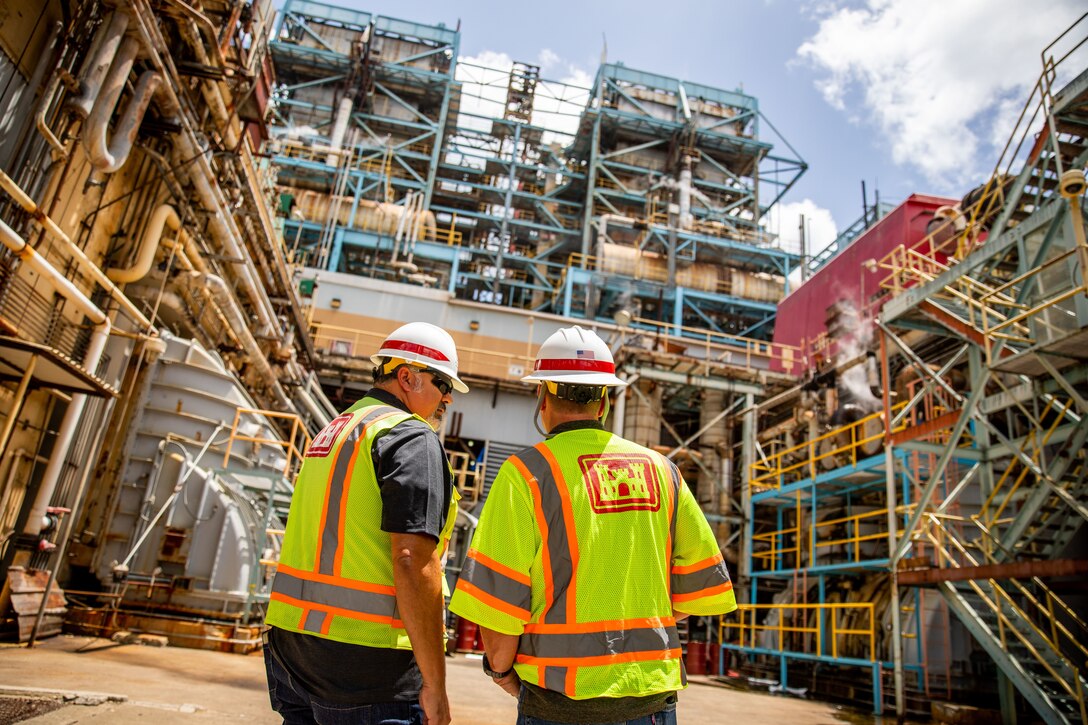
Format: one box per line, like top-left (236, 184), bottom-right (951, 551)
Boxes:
top-left (577, 453), bottom-right (661, 513)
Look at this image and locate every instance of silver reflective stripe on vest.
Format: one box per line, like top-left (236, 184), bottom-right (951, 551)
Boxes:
top-left (273, 569), bottom-right (398, 622)
top-left (318, 405), bottom-right (401, 575)
top-left (665, 460), bottom-right (681, 543)
top-left (544, 666), bottom-right (567, 692)
top-left (672, 559), bottom-right (730, 596)
top-left (462, 555), bottom-right (531, 612)
top-left (303, 609), bottom-right (327, 632)
top-left (516, 446), bottom-right (573, 625)
top-left (520, 624), bottom-right (680, 659)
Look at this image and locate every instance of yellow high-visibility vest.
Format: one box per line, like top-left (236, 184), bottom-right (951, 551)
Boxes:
top-left (266, 398), bottom-right (458, 649)
top-left (450, 427), bottom-right (736, 699)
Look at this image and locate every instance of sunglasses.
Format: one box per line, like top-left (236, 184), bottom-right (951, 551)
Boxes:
top-left (421, 369), bottom-right (453, 396)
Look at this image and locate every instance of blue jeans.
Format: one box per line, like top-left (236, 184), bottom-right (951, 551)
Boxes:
top-left (265, 643), bottom-right (423, 725)
top-left (516, 701), bottom-right (677, 725)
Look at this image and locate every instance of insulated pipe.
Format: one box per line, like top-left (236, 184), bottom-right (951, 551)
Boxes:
top-left (88, 60), bottom-right (162, 172)
top-left (187, 272), bottom-right (292, 410)
top-left (174, 132), bottom-right (279, 338)
top-left (176, 18), bottom-right (238, 149)
top-left (0, 170), bottom-right (153, 330)
top-left (108, 203), bottom-right (183, 282)
top-left (678, 157), bottom-right (693, 231)
top-left (66, 11), bottom-right (129, 119)
top-left (0, 218), bottom-right (113, 538)
top-left (327, 96), bottom-right (354, 166)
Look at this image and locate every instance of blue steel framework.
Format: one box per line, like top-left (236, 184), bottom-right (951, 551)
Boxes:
top-left (733, 406), bottom-right (975, 714)
top-left (734, 17), bottom-right (1088, 721)
top-left (267, 1), bottom-right (805, 341)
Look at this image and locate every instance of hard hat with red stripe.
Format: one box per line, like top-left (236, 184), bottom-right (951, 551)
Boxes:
top-left (370, 322), bottom-right (469, 393)
top-left (522, 325), bottom-right (627, 387)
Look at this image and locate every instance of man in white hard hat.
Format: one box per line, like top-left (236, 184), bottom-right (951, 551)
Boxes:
top-left (450, 325), bottom-right (736, 725)
top-left (265, 321), bottom-right (468, 725)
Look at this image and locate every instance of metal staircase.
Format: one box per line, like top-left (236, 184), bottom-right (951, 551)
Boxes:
top-left (916, 513), bottom-right (1088, 724)
top-left (941, 582), bottom-right (1087, 724)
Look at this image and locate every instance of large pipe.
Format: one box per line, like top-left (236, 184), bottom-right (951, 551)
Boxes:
top-left (0, 170), bottom-right (153, 330)
top-left (175, 18), bottom-right (239, 149)
top-left (679, 156), bottom-right (693, 231)
top-left (174, 133), bottom-right (279, 338)
top-left (0, 218), bottom-right (113, 538)
top-left (66, 11), bottom-right (129, 119)
top-left (186, 272), bottom-right (292, 410)
top-left (108, 203), bottom-right (188, 282)
top-left (87, 48), bottom-right (162, 173)
top-left (327, 96), bottom-right (354, 166)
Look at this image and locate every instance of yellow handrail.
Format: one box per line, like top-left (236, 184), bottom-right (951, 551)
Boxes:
top-left (979, 397), bottom-right (1072, 526)
top-left (221, 408), bottom-right (311, 479)
top-left (719, 602), bottom-right (876, 662)
top-left (309, 320), bottom-right (535, 379)
top-left (750, 403), bottom-right (908, 490)
top-left (917, 513), bottom-right (1088, 716)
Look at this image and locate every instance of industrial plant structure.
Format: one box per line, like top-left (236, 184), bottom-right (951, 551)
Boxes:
top-left (0, 0), bottom-right (1084, 722)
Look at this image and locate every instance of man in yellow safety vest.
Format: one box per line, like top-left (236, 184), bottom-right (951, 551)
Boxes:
top-left (265, 321), bottom-right (468, 725)
top-left (450, 325), bottom-right (737, 725)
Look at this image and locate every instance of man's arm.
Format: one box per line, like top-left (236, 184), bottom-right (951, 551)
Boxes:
top-left (479, 626), bottom-right (521, 697)
top-left (391, 532), bottom-right (450, 725)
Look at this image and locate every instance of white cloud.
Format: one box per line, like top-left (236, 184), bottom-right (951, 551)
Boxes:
top-left (798, 0), bottom-right (1086, 190)
top-left (767, 199), bottom-right (838, 258)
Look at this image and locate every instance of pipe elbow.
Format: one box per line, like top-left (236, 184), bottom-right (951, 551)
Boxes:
top-left (90, 70), bottom-right (162, 173)
top-left (108, 203), bottom-right (179, 282)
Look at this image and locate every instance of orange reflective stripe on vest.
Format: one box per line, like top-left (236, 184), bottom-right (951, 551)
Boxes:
top-left (507, 441), bottom-right (683, 697)
top-left (313, 405), bottom-right (402, 577)
top-left (518, 616), bottom-right (681, 661)
top-left (270, 563), bottom-right (400, 630)
top-left (458, 549), bottom-right (531, 620)
top-left (268, 400), bottom-right (456, 650)
top-left (671, 552), bottom-right (732, 600)
top-left (510, 446), bottom-right (576, 625)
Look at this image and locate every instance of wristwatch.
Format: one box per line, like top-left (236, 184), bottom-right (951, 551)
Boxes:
top-left (482, 653), bottom-right (514, 679)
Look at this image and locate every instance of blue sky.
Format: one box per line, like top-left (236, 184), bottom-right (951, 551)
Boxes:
top-left (295, 0), bottom-right (1086, 253)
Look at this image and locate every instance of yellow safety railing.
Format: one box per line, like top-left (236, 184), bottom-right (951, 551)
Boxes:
top-left (979, 397), bottom-right (1072, 528)
top-left (750, 403), bottom-right (907, 490)
top-left (542, 298), bottom-right (803, 375)
top-left (875, 17), bottom-right (1088, 361)
top-left (917, 513), bottom-right (1088, 721)
top-left (751, 491), bottom-right (803, 571)
top-left (309, 320), bottom-right (535, 382)
top-left (811, 504), bottom-right (917, 567)
top-left (719, 602), bottom-right (876, 661)
top-left (222, 408), bottom-right (311, 480)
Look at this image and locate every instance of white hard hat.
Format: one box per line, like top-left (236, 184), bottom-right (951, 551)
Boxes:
top-left (522, 326), bottom-right (626, 387)
top-left (371, 322), bottom-right (469, 393)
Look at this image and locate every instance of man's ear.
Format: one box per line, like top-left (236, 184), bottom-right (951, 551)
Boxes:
top-left (595, 397), bottom-right (606, 418)
top-left (397, 365), bottom-right (414, 391)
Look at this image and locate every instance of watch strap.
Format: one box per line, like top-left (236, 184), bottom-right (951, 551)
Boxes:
top-left (482, 653), bottom-right (514, 679)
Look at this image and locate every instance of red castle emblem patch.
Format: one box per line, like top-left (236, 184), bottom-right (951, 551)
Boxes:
top-left (578, 453), bottom-right (661, 513)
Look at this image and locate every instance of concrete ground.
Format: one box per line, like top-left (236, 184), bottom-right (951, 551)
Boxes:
top-left (0, 635), bottom-right (865, 724)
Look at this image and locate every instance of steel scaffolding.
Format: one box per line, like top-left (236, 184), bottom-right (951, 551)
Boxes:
top-left (735, 15), bottom-right (1088, 721)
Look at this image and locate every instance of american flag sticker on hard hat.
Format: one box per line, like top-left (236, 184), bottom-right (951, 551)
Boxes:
top-left (576, 349), bottom-right (595, 359)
